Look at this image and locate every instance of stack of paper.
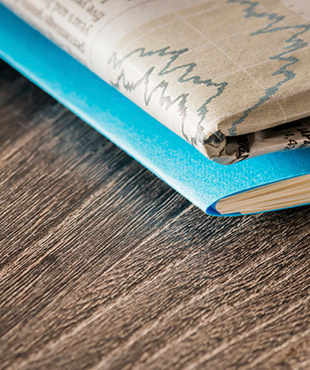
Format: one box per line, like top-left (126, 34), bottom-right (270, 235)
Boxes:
top-left (1, 0), bottom-right (310, 215)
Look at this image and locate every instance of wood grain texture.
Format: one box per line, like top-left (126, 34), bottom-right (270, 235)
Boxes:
top-left (0, 60), bottom-right (309, 370)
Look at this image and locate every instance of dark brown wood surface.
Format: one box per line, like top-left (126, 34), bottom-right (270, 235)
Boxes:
top-left (0, 61), bottom-right (310, 370)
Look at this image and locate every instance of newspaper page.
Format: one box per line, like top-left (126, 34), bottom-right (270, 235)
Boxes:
top-left (2, 0), bottom-right (310, 164)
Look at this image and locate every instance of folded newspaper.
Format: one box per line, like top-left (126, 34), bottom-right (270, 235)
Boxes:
top-left (3, 0), bottom-right (310, 164)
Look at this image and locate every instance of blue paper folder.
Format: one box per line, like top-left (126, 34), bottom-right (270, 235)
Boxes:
top-left (0, 4), bottom-right (309, 216)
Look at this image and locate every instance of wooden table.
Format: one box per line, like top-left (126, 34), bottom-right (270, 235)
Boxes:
top-left (1, 61), bottom-right (310, 369)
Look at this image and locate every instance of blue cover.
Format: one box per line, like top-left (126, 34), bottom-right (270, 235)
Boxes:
top-left (0, 4), bottom-right (309, 216)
